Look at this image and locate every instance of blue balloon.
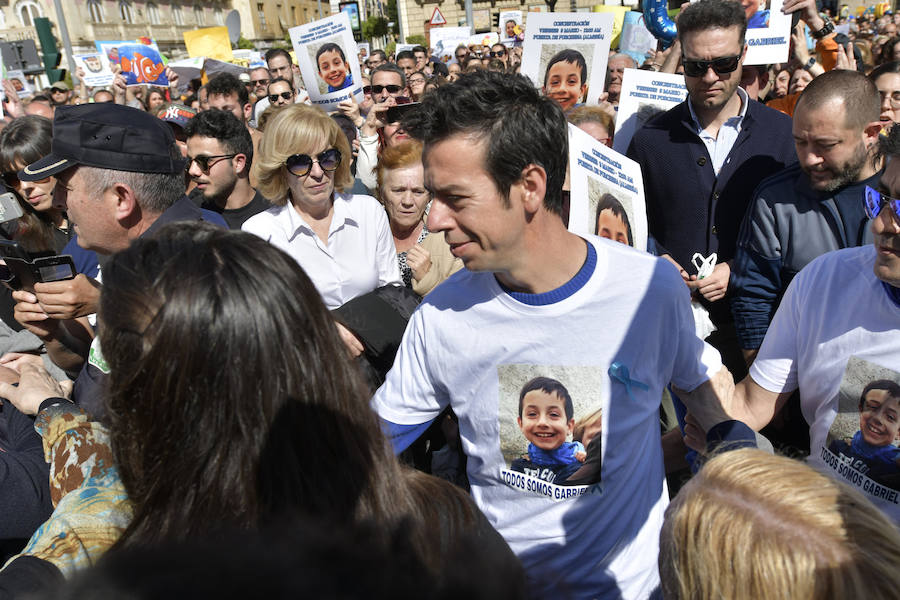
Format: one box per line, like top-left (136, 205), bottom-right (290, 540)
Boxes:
top-left (643, 0), bottom-right (677, 48)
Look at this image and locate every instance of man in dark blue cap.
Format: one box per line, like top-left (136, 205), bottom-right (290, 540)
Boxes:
top-left (12, 103), bottom-right (224, 416)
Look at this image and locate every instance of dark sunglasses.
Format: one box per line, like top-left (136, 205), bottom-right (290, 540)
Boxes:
top-left (268, 91), bottom-right (293, 102)
top-left (186, 154), bottom-right (236, 172)
top-left (371, 84), bottom-right (403, 95)
top-left (251, 78), bottom-right (269, 85)
top-left (285, 148), bottom-right (341, 177)
top-left (864, 186), bottom-right (900, 223)
top-left (50, 87), bottom-right (67, 93)
top-left (489, 50), bottom-right (506, 57)
top-left (681, 54), bottom-right (741, 77)
top-left (456, 53), bottom-right (467, 60)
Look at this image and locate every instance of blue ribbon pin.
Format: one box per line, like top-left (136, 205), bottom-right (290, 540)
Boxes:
top-left (608, 362), bottom-right (649, 401)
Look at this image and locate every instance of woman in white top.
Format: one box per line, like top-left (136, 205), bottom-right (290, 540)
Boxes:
top-left (243, 104), bottom-right (400, 355)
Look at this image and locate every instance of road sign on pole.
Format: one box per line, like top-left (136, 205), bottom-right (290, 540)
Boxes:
top-left (430, 6), bottom-right (447, 26)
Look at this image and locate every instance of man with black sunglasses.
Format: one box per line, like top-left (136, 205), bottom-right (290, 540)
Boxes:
top-left (627, 0), bottom-right (795, 381)
top-left (265, 77), bottom-right (295, 109)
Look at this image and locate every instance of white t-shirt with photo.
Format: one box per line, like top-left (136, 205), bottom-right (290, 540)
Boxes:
top-left (751, 245), bottom-right (900, 522)
top-left (373, 236), bottom-right (721, 598)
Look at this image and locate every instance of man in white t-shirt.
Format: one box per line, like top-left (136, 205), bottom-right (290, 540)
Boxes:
top-left (725, 124), bottom-right (900, 523)
top-left (372, 70), bottom-right (731, 598)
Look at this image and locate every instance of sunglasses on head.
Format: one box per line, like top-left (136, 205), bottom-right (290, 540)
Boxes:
top-left (186, 154), bottom-right (236, 172)
top-left (285, 148), bottom-right (341, 177)
top-left (864, 186), bottom-right (900, 223)
top-left (371, 84), bottom-right (403, 95)
top-left (268, 91), bottom-right (293, 102)
top-left (681, 54), bottom-right (741, 77)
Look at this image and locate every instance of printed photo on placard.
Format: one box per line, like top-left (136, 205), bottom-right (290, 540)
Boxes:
top-left (117, 42), bottom-right (168, 86)
top-left (520, 12), bottom-right (614, 113)
top-left (568, 124), bottom-right (647, 251)
top-left (95, 40), bottom-right (130, 65)
top-left (6, 70), bottom-right (33, 98)
top-left (500, 10), bottom-right (523, 45)
top-left (612, 69), bottom-right (687, 154)
top-left (289, 12), bottom-right (363, 111)
top-left (74, 53), bottom-right (114, 87)
top-left (430, 27), bottom-right (471, 63)
top-left (498, 364), bottom-right (606, 497)
top-left (822, 357), bottom-right (900, 502)
top-left (357, 42), bottom-right (370, 62)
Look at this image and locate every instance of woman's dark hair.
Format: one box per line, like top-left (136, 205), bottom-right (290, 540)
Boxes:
top-left (143, 86), bottom-right (167, 112)
top-left (0, 115), bottom-right (62, 252)
top-left (100, 222), bottom-right (419, 548)
top-left (868, 60), bottom-right (900, 83)
top-left (880, 37), bottom-right (900, 63)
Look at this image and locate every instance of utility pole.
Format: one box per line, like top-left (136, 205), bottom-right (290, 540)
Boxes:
top-left (49, 0), bottom-right (76, 81)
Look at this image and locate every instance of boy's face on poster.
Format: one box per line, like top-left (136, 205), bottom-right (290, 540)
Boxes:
top-left (596, 208), bottom-right (629, 245)
top-left (517, 390), bottom-right (574, 451)
top-left (84, 56), bottom-right (103, 72)
top-left (543, 60), bottom-right (586, 112)
top-left (859, 388), bottom-right (900, 447)
top-left (506, 21), bottom-right (517, 38)
top-left (318, 49), bottom-right (349, 88)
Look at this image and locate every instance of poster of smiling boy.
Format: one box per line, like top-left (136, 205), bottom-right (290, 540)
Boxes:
top-left (289, 12), bottom-right (364, 112)
top-left (74, 53), bottom-right (115, 87)
top-left (567, 124), bottom-right (647, 252)
top-left (520, 12), bottom-right (613, 113)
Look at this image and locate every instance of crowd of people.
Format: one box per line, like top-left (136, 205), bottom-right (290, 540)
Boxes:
top-left (0, 0), bottom-right (898, 597)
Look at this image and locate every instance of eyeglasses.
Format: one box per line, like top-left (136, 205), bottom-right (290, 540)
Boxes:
top-left (489, 50), bottom-right (506, 57)
top-left (372, 84), bottom-right (403, 95)
top-left (407, 77), bottom-right (426, 85)
top-left (251, 78), bottom-right (269, 86)
top-left (186, 154), bottom-right (236, 172)
top-left (285, 148), bottom-right (341, 177)
top-left (268, 91), bottom-right (293, 102)
top-left (864, 186), bottom-right (900, 224)
top-left (50, 87), bottom-right (67, 94)
top-left (879, 90), bottom-right (900, 108)
top-left (681, 54), bottom-right (742, 77)
top-left (456, 53), bottom-right (467, 60)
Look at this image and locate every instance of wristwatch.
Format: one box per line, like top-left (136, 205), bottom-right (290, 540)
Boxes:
top-left (811, 17), bottom-right (835, 40)
top-left (804, 57), bottom-right (817, 70)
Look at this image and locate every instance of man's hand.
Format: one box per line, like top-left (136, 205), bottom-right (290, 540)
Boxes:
top-left (674, 366), bottom-right (736, 452)
top-left (0, 362), bottom-right (72, 416)
top-left (782, 0), bottom-right (825, 32)
top-left (165, 66), bottom-right (180, 92)
top-left (2, 79), bottom-right (25, 118)
top-left (661, 253), bottom-right (690, 283)
top-left (688, 261), bottom-right (730, 302)
top-left (360, 97), bottom-right (398, 137)
top-left (12, 289), bottom-right (60, 340)
top-left (407, 244), bottom-right (432, 281)
top-left (337, 96), bottom-right (364, 128)
top-left (835, 42), bottom-right (857, 71)
top-left (33, 274), bottom-right (101, 321)
top-left (0, 352), bottom-right (45, 373)
top-left (336, 322), bottom-right (365, 358)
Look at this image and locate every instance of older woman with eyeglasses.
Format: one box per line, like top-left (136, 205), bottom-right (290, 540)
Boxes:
top-left (243, 104), bottom-right (400, 355)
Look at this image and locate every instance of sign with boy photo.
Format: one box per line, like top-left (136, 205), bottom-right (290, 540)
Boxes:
top-left (612, 68), bottom-right (687, 154)
top-left (520, 12), bottom-right (614, 114)
top-left (821, 357), bottom-right (900, 516)
top-left (499, 10), bottom-right (523, 46)
top-left (498, 365), bottom-right (605, 496)
top-left (74, 53), bottom-right (115, 88)
top-left (6, 70), bottom-right (33, 99)
top-left (289, 12), bottom-right (363, 112)
top-left (568, 124), bottom-right (647, 252)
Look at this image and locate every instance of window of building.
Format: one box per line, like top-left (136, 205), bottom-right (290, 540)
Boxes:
top-left (193, 3), bottom-right (203, 25)
top-left (147, 2), bottom-right (160, 24)
top-left (214, 6), bottom-right (223, 25)
top-left (257, 3), bottom-right (266, 29)
top-left (118, 0), bottom-right (134, 23)
top-left (16, 0), bottom-right (43, 27)
top-left (172, 3), bottom-right (184, 25)
top-left (87, 0), bottom-right (104, 23)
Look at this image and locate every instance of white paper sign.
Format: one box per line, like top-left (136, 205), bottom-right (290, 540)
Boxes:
top-left (612, 68), bottom-right (687, 155)
top-left (74, 53), bottom-right (114, 87)
top-left (429, 27), bottom-right (471, 63)
top-left (568, 123), bottom-right (647, 252)
top-left (6, 70), bottom-right (33, 99)
top-left (499, 10), bottom-right (523, 45)
top-left (289, 12), bottom-right (363, 111)
top-left (520, 12), bottom-right (614, 113)
top-left (690, 0), bottom-right (791, 64)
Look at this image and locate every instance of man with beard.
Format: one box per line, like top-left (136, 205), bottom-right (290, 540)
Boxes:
top-left (184, 109), bottom-right (270, 229)
top-left (627, 0), bottom-right (795, 380)
top-left (731, 68), bottom-right (883, 363)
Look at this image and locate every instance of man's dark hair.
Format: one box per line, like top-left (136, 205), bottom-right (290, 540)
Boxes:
top-left (678, 0), bottom-right (748, 46)
top-left (396, 50), bottom-right (415, 63)
top-left (412, 45), bottom-right (426, 55)
top-left (315, 42), bottom-right (347, 67)
top-left (402, 70), bottom-right (568, 215)
top-left (372, 63), bottom-right (406, 87)
top-left (30, 94), bottom-right (51, 104)
top-left (859, 379), bottom-right (900, 411)
top-left (543, 49), bottom-right (587, 87)
top-left (518, 376), bottom-right (574, 420)
top-left (594, 193), bottom-right (633, 245)
top-left (183, 109), bottom-right (253, 169)
top-left (267, 76), bottom-right (295, 93)
top-left (796, 69), bottom-right (880, 131)
top-left (265, 48), bottom-right (293, 65)
top-left (370, 49), bottom-right (387, 62)
top-left (206, 73), bottom-right (250, 107)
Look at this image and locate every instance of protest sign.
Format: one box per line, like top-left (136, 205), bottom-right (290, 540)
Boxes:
top-left (184, 26), bottom-right (234, 62)
top-left (520, 12), bottom-right (614, 112)
top-left (6, 70), bottom-right (32, 98)
top-left (95, 40), bottom-right (131, 65)
top-left (118, 42), bottom-right (168, 86)
top-left (395, 43), bottom-right (416, 54)
top-left (289, 12), bottom-right (363, 111)
top-left (568, 123), bottom-right (647, 251)
top-left (429, 27), bottom-right (470, 62)
top-left (357, 42), bottom-right (370, 61)
top-left (692, 0), bottom-right (790, 64)
top-left (74, 53), bottom-right (114, 87)
top-left (499, 11), bottom-right (523, 45)
top-left (618, 12), bottom-right (657, 65)
top-left (612, 68), bottom-right (686, 154)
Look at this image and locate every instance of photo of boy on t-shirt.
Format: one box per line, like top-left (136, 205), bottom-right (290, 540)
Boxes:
top-left (510, 377), bottom-right (588, 485)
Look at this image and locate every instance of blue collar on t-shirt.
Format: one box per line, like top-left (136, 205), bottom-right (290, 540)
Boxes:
top-left (883, 281), bottom-right (900, 309)
top-left (500, 240), bottom-right (596, 306)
